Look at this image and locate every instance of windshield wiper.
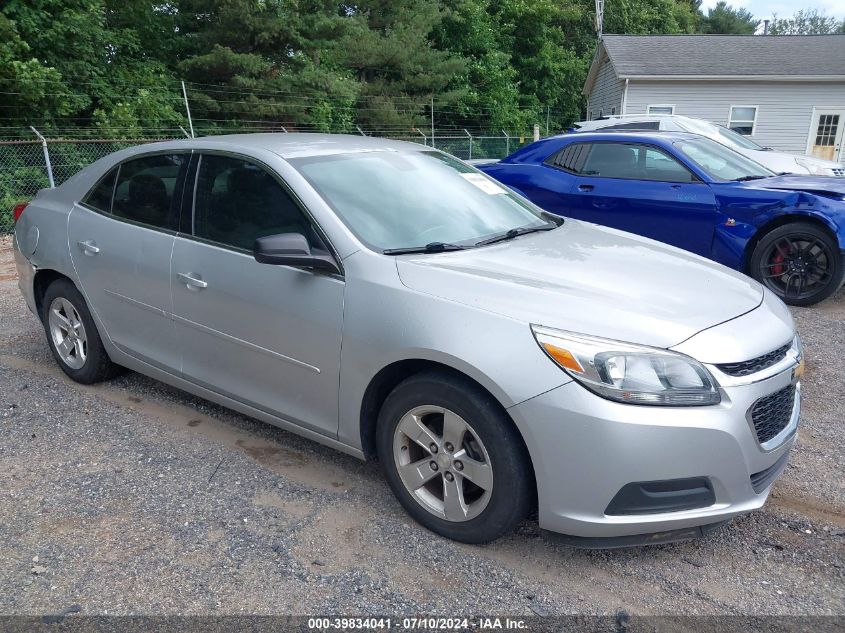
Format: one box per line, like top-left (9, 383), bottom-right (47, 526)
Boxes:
top-left (733, 175), bottom-right (768, 182)
top-left (474, 222), bottom-right (559, 247)
top-left (382, 242), bottom-right (469, 255)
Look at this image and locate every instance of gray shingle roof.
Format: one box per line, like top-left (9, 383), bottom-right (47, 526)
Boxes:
top-left (602, 34), bottom-right (845, 77)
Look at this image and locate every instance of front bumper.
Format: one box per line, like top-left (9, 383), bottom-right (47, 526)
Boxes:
top-left (509, 364), bottom-right (798, 539)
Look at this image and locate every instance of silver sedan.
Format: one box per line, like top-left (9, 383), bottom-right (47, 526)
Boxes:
top-left (12, 134), bottom-right (802, 545)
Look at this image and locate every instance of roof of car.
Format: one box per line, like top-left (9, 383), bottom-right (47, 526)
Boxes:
top-left (555, 130), bottom-right (699, 143)
top-left (144, 133), bottom-right (424, 159)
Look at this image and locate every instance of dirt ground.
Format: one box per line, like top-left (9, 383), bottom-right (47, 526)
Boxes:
top-left (0, 235), bottom-right (843, 618)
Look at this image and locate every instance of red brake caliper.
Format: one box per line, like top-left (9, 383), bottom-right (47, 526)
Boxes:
top-left (770, 251), bottom-right (785, 276)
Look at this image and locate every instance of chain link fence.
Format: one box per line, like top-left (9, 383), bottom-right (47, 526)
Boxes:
top-left (0, 130), bottom-right (537, 233)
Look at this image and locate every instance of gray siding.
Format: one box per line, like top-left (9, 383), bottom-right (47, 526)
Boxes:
top-left (624, 80), bottom-right (845, 154)
top-left (587, 59), bottom-right (624, 120)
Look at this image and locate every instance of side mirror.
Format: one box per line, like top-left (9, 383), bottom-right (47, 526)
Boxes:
top-left (253, 233), bottom-right (340, 274)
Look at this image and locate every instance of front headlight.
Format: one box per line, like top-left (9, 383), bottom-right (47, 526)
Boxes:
top-left (795, 157), bottom-right (834, 177)
top-left (531, 325), bottom-right (721, 406)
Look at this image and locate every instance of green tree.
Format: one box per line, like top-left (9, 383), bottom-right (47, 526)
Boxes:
top-left (768, 8), bottom-right (841, 34)
top-left (1, 0), bottom-right (184, 136)
top-left (603, 0), bottom-right (700, 35)
top-left (701, 1), bottom-right (758, 34)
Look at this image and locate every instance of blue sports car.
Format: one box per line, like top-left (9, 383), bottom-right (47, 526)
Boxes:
top-left (478, 131), bottom-right (845, 306)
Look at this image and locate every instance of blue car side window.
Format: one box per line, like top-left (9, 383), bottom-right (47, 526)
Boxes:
top-left (550, 142), bottom-right (697, 183)
top-left (545, 143), bottom-right (590, 174)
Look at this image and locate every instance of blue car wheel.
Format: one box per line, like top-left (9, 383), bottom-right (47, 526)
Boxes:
top-left (750, 222), bottom-right (844, 306)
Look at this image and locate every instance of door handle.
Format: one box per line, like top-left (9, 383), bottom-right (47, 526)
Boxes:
top-left (577, 184), bottom-right (594, 192)
top-left (77, 240), bottom-right (100, 255)
top-left (177, 272), bottom-right (208, 290)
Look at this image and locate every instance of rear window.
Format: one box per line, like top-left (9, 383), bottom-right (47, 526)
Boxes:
top-left (600, 121), bottom-right (660, 131)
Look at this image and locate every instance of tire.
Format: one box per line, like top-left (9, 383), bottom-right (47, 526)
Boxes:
top-left (41, 278), bottom-right (119, 384)
top-left (749, 222), bottom-right (844, 307)
top-left (376, 371), bottom-right (534, 543)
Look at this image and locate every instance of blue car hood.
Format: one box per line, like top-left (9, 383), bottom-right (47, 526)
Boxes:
top-left (742, 175), bottom-right (845, 198)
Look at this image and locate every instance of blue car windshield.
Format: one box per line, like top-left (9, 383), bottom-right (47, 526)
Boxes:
top-left (674, 137), bottom-right (775, 182)
top-left (291, 150), bottom-right (551, 251)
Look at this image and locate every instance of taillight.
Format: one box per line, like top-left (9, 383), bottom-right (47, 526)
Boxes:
top-left (13, 202), bottom-right (28, 224)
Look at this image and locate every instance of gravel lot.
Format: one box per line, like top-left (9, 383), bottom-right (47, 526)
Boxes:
top-left (0, 235), bottom-right (843, 617)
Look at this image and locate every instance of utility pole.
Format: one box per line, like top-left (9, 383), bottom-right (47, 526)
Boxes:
top-left (595, 0), bottom-right (604, 39)
top-left (545, 105), bottom-right (550, 136)
top-left (181, 81), bottom-right (195, 138)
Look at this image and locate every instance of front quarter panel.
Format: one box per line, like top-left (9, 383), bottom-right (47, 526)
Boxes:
top-left (336, 249), bottom-right (571, 450)
top-left (709, 184), bottom-right (845, 270)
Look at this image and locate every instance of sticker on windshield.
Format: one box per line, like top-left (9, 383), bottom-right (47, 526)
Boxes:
top-left (460, 172), bottom-right (507, 195)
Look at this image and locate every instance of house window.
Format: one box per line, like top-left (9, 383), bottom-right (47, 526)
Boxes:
top-left (647, 104), bottom-right (675, 115)
top-left (611, 107), bottom-right (616, 115)
top-left (728, 106), bottom-right (758, 135)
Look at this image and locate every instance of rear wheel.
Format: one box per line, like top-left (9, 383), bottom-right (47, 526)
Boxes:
top-left (376, 371), bottom-right (534, 543)
top-left (41, 279), bottom-right (119, 384)
top-left (750, 223), bottom-right (843, 306)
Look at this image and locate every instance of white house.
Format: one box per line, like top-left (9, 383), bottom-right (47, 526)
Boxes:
top-left (583, 34), bottom-right (845, 161)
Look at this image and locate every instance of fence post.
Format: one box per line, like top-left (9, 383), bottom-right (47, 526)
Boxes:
top-left (430, 96), bottom-right (435, 149)
top-left (502, 129), bottom-right (510, 156)
top-left (181, 81), bottom-right (195, 138)
top-left (414, 128), bottom-right (428, 146)
top-left (463, 129), bottom-right (473, 160)
top-left (533, 124), bottom-right (540, 142)
top-left (30, 126), bottom-right (55, 188)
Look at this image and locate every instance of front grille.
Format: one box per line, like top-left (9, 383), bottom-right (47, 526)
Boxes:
top-left (716, 343), bottom-right (790, 377)
top-left (750, 384), bottom-right (796, 444)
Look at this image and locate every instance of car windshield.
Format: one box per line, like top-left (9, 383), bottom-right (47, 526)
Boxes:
top-left (673, 137), bottom-right (775, 182)
top-left (290, 150), bottom-right (551, 251)
top-left (678, 118), bottom-right (764, 151)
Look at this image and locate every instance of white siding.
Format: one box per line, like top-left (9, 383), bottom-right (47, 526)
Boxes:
top-left (587, 59), bottom-right (624, 120)
top-left (625, 80), bottom-right (845, 154)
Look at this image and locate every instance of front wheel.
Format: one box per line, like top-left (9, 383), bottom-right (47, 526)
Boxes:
top-left (750, 223), bottom-right (844, 306)
top-left (376, 371), bottom-right (534, 543)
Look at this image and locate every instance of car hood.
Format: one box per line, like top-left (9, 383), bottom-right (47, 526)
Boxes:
top-left (743, 175), bottom-right (845, 198)
top-left (396, 220), bottom-right (763, 349)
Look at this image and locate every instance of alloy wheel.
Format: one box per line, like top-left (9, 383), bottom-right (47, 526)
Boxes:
top-left (392, 405), bottom-right (493, 522)
top-left (48, 297), bottom-right (88, 370)
top-left (759, 234), bottom-right (834, 301)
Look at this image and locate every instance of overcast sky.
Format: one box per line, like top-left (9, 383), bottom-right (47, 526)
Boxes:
top-left (699, 0), bottom-right (845, 22)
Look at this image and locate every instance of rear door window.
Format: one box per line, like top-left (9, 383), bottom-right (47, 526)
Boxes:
top-left (545, 143), bottom-right (591, 174)
top-left (82, 167), bottom-right (118, 212)
top-left (111, 154), bottom-right (190, 231)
